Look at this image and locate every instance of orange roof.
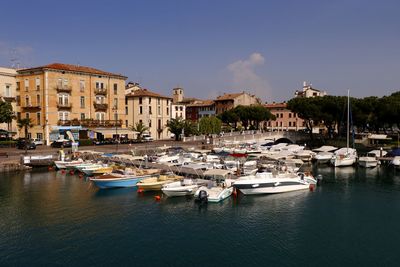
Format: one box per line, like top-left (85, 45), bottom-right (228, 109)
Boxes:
top-left (265, 102), bottom-right (287, 109)
top-left (18, 63), bottom-right (127, 79)
top-left (215, 92), bottom-right (244, 101)
top-left (126, 89), bottom-right (172, 99)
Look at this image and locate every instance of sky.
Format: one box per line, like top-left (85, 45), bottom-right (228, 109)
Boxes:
top-left (1, 0), bottom-right (399, 102)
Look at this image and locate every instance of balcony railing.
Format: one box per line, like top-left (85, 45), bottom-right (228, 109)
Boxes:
top-left (58, 119), bottom-right (123, 127)
top-left (2, 96), bottom-right (16, 102)
top-left (22, 104), bottom-right (41, 110)
top-left (93, 102), bottom-right (108, 110)
top-left (94, 88), bottom-right (107, 95)
top-left (56, 85), bottom-right (72, 92)
top-left (57, 102), bottom-right (72, 109)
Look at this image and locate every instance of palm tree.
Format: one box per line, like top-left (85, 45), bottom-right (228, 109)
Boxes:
top-left (130, 121), bottom-right (149, 141)
top-left (17, 118), bottom-right (33, 154)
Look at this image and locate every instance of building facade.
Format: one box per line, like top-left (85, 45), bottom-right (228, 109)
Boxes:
top-left (16, 63), bottom-right (128, 144)
top-left (295, 81), bottom-right (327, 98)
top-left (214, 92), bottom-right (260, 115)
top-left (186, 100), bottom-right (215, 122)
top-left (0, 67), bottom-right (18, 137)
top-left (171, 103), bottom-right (186, 120)
top-left (125, 89), bottom-right (172, 140)
top-left (264, 102), bottom-right (305, 131)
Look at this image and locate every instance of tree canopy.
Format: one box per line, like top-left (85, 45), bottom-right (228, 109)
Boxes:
top-left (198, 116), bottom-right (222, 135)
top-left (218, 105), bottom-right (275, 130)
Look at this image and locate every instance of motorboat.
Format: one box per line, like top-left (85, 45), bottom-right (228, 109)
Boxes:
top-left (234, 168), bottom-right (317, 195)
top-left (391, 156), bottom-right (400, 170)
top-left (54, 159), bottom-right (83, 169)
top-left (81, 165), bottom-right (114, 176)
top-left (358, 150), bottom-right (387, 168)
top-left (90, 169), bottom-right (160, 189)
top-left (330, 147), bottom-right (357, 167)
top-left (162, 178), bottom-right (208, 197)
top-left (137, 174), bottom-right (184, 191)
top-left (294, 150), bottom-right (316, 162)
top-left (313, 151), bottom-right (334, 164)
top-left (194, 169), bottom-right (235, 203)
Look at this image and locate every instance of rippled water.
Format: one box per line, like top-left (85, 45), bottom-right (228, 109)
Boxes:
top-left (1, 166), bottom-right (400, 266)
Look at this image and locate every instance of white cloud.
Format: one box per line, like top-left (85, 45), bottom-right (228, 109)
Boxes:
top-left (227, 52), bottom-right (272, 101)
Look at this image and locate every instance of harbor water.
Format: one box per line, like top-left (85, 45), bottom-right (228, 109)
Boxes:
top-left (1, 166), bottom-right (400, 266)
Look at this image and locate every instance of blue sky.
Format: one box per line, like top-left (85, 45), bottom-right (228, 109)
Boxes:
top-left (1, 0), bottom-right (399, 102)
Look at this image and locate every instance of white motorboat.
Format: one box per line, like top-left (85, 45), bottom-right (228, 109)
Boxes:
top-left (162, 179), bottom-right (207, 197)
top-left (358, 150), bottom-right (386, 168)
top-left (54, 159), bottom-right (83, 169)
top-left (234, 169), bottom-right (317, 195)
top-left (194, 169), bottom-right (235, 203)
top-left (391, 156), bottom-right (400, 170)
top-left (313, 151), bottom-right (334, 164)
top-left (295, 150), bottom-right (316, 162)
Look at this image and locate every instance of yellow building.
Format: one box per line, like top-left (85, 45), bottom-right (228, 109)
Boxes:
top-left (126, 88), bottom-right (172, 140)
top-left (0, 67), bottom-right (18, 137)
top-left (16, 63), bottom-right (129, 144)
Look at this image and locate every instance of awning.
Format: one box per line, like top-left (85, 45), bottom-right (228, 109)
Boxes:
top-left (93, 128), bottom-right (137, 137)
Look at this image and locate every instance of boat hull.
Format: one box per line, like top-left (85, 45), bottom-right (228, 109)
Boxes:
top-left (194, 186), bottom-right (233, 202)
top-left (162, 185), bottom-right (199, 197)
top-left (90, 175), bottom-right (154, 189)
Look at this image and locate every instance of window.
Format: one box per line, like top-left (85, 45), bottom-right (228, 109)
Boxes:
top-left (139, 97), bottom-right (142, 104)
top-left (125, 120), bottom-right (128, 127)
top-left (293, 122), bottom-right (296, 127)
top-left (157, 98), bottom-right (160, 105)
top-left (125, 97), bottom-right (128, 105)
top-left (95, 112), bottom-right (105, 121)
top-left (280, 122), bottom-right (283, 127)
top-left (78, 96), bottom-right (84, 108)
top-left (139, 106), bottom-right (143, 114)
top-left (180, 106), bottom-right (183, 111)
top-left (16, 96), bottom-right (20, 106)
top-left (175, 106), bottom-right (178, 111)
top-left (57, 78), bottom-right (62, 87)
top-left (166, 107), bottom-right (169, 116)
top-left (81, 113), bottom-right (85, 120)
top-left (27, 133), bottom-right (31, 139)
top-left (95, 96), bottom-right (105, 104)
top-left (80, 80), bottom-right (85, 92)
top-left (149, 120), bottom-right (152, 127)
top-left (26, 113), bottom-right (29, 119)
top-left (289, 113), bottom-right (292, 118)
top-left (289, 122), bottom-right (292, 127)
top-left (113, 83), bottom-right (118, 94)
top-left (25, 95), bottom-right (30, 106)
top-left (16, 82), bottom-right (20, 91)
top-left (149, 98), bottom-right (152, 104)
top-left (4, 84), bottom-right (11, 97)
top-left (114, 113), bottom-right (118, 120)
top-left (125, 106), bottom-right (128, 115)
top-left (149, 106), bottom-right (152, 114)
top-left (36, 112), bottom-right (41, 125)
top-left (113, 98), bottom-right (118, 109)
top-left (95, 82), bottom-right (104, 89)
top-left (35, 78), bottom-right (40, 91)
top-left (158, 119), bottom-right (161, 129)
top-left (58, 112), bottom-right (69, 121)
top-left (36, 133), bottom-right (42, 140)
top-left (58, 94), bottom-right (69, 105)
top-left (36, 94), bottom-right (40, 105)
top-left (24, 79), bottom-right (29, 91)
top-left (158, 106), bottom-right (161, 114)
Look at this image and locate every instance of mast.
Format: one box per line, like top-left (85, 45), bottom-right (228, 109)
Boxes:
top-left (347, 90), bottom-right (350, 152)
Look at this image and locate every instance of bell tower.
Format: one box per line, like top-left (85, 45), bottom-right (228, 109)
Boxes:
top-left (172, 87), bottom-right (184, 103)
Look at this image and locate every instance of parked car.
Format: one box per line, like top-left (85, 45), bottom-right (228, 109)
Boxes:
top-left (31, 138), bottom-right (44, 146)
top-left (16, 139), bottom-right (36, 150)
top-left (51, 139), bottom-right (73, 148)
top-left (142, 134), bottom-right (153, 142)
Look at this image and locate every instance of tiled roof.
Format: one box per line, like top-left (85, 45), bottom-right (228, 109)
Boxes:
top-left (18, 63), bottom-right (127, 79)
top-left (215, 92), bottom-right (244, 101)
top-left (126, 89), bottom-right (172, 99)
top-left (186, 100), bottom-right (215, 107)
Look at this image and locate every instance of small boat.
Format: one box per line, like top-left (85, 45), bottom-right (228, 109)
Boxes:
top-left (330, 148), bottom-right (357, 167)
top-left (234, 168), bottom-right (317, 195)
top-left (81, 165), bottom-right (113, 176)
top-left (358, 150), bottom-right (386, 168)
top-left (194, 169), bottom-right (235, 203)
top-left (313, 151), bottom-right (334, 164)
top-left (137, 174), bottom-right (184, 191)
top-left (90, 169), bottom-right (160, 189)
top-left (295, 150), bottom-right (316, 162)
top-left (162, 179), bottom-right (207, 197)
top-left (54, 159), bottom-right (83, 169)
top-left (391, 156), bottom-right (400, 170)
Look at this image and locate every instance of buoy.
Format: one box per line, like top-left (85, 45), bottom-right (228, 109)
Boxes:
top-left (232, 188), bottom-right (238, 198)
top-left (48, 166), bottom-right (53, 171)
top-left (309, 184), bottom-right (315, 191)
top-left (61, 170), bottom-right (65, 174)
top-left (154, 195), bottom-right (161, 201)
top-left (137, 189), bottom-right (144, 193)
top-left (69, 170), bottom-right (74, 175)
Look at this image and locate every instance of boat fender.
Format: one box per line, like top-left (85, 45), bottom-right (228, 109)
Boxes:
top-left (137, 189), bottom-right (144, 194)
top-left (154, 195), bottom-right (161, 201)
top-left (69, 170), bottom-right (74, 175)
top-left (309, 184), bottom-right (315, 191)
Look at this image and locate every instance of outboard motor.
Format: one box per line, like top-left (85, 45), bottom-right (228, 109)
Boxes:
top-left (196, 190), bottom-right (208, 203)
top-left (316, 174), bottom-right (323, 185)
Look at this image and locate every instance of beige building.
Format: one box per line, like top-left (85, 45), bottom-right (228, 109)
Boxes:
top-left (16, 63), bottom-right (128, 144)
top-left (126, 88), bottom-right (172, 140)
top-left (215, 92), bottom-right (261, 115)
top-left (0, 67), bottom-right (18, 137)
top-left (264, 102), bottom-right (305, 131)
top-left (295, 81), bottom-right (327, 98)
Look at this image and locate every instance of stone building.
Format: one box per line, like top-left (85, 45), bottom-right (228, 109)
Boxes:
top-left (214, 92), bottom-right (260, 115)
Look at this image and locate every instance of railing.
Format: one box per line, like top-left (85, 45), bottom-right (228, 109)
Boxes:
top-left (56, 85), bottom-right (72, 92)
top-left (57, 102), bottom-right (72, 109)
top-left (22, 104), bottom-right (41, 110)
top-left (2, 96), bottom-right (15, 102)
top-left (94, 88), bottom-right (107, 95)
top-left (93, 102), bottom-right (108, 110)
top-left (58, 119), bottom-right (123, 127)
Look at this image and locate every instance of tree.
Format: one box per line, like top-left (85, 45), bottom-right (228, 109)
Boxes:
top-left (0, 101), bottom-right (15, 132)
top-left (166, 118), bottom-right (185, 141)
top-left (287, 97), bottom-right (322, 139)
top-left (17, 118), bottom-right (33, 154)
top-left (199, 116), bottom-right (222, 135)
top-left (247, 105), bottom-right (275, 130)
top-left (130, 121), bottom-right (149, 141)
top-left (219, 109), bottom-right (239, 130)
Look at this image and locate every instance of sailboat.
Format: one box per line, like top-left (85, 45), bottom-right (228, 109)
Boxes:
top-left (330, 90), bottom-right (358, 167)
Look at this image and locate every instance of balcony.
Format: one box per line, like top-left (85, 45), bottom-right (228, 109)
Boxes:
top-left (22, 104), bottom-right (41, 111)
top-left (94, 88), bottom-right (107, 95)
top-left (56, 85), bottom-right (72, 93)
top-left (94, 102), bottom-right (108, 110)
top-left (57, 102), bottom-right (72, 110)
top-left (58, 119), bottom-right (122, 127)
top-left (2, 96), bottom-right (16, 102)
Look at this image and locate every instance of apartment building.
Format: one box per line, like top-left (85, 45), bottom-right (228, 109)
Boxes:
top-left (264, 102), bottom-right (305, 131)
top-left (125, 88), bottom-right (172, 140)
top-left (16, 63), bottom-right (128, 144)
top-left (0, 67), bottom-right (18, 137)
top-left (186, 100), bottom-right (215, 122)
top-left (214, 92), bottom-right (260, 115)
